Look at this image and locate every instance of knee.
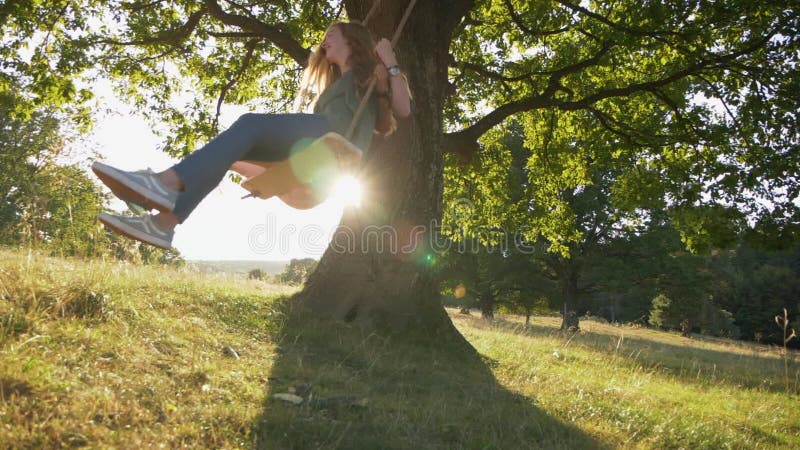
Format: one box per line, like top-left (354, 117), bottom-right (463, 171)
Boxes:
top-left (232, 113), bottom-right (262, 130)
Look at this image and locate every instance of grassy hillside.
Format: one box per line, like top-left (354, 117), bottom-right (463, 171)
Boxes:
top-left (188, 260), bottom-right (290, 276)
top-left (1, 248), bottom-right (798, 449)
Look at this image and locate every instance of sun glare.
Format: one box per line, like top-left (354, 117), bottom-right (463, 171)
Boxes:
top-left (333, 175), bottom-right (363, 207)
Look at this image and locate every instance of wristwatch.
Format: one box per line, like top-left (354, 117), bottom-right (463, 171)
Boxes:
top-left (387, 65), bottom-right (401, 77)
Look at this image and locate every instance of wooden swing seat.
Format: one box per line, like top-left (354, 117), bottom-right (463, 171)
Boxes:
top-left (240, 132), bottom-right (363, 209)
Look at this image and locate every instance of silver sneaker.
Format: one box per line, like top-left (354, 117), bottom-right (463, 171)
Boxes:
top-left (99, 212), bottom-right (174, 249)
top-left (92, 162), bottom-right (178, 213)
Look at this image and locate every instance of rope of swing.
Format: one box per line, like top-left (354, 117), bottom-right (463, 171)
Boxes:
top-left (344, 0), bottom-right (418, 141)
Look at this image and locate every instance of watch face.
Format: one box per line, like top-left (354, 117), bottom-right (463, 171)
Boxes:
top-left (388, 66), bottom-right (401, 76)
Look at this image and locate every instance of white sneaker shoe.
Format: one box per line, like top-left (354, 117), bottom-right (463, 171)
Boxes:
top-left (99, 212), bottom-right (174, 249)
top-left (92, 162), bottom-right (178, 213)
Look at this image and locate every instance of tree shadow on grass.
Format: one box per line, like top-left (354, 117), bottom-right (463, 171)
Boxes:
top-left (251, 301), bottom-right (607, 449)
top-left (477, 314), bottom-right (799, 394)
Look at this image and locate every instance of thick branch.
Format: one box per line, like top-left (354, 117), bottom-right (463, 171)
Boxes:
top-left (444, 94), bottom-right (553, 154)
top-left (100, 9), bottom-right (206, 46)
top-left (204, 0), bottom-right (309, 66)
top-left (452, 42), bottom-right (611, 87)
top-left (560, 37), bottom-right (768, 110)
top-left (504, 0), bottom-right (570, 37)
top-left (444, 33), bottom-right (774, 155)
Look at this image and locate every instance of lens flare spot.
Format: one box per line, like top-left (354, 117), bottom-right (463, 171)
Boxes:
top-left (333, 175), bottom-right (363, 207)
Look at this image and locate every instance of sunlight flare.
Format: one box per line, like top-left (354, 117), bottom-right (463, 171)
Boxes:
top-left (332, 175), bottom-right (363, 207)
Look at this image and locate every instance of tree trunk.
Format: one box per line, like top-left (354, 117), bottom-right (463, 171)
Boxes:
top-left (294, 1), bottom-right (472, 334)
top-left (558, 258), bottom-right (581, 331)
top-left (478, 286), bottom-right (495, 320)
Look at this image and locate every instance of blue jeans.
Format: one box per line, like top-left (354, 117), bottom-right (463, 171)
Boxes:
top-left (171, 113), bottom-right (332, 222)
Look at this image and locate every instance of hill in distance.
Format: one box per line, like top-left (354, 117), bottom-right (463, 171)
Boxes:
top-left (187, 259), bottom-right (293, 276)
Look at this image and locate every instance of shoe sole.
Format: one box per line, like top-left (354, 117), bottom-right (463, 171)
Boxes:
top-left (92, 162), bottom-right (176, 213)
top-left (99, 212), bottom-right (173, 250)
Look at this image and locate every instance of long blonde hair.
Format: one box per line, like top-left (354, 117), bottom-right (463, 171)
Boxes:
top-left (294, 22), bottom-right (380, 115)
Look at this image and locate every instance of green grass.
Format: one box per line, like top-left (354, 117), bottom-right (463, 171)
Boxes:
top-left (1, 248), bottom-right (799, 449)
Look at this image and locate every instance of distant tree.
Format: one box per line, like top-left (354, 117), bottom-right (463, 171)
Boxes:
top-left (500, 294), bottom-right (551, 327)
top-left (649, 294), bottom-right (691, 333)
top-left (438, 239), bottom-right (513, 320)
top-left (438, 245), bottom-right (479, 315)
top-left (494, 249), bottom-right (558, 325)
top-left (279, 258), bottom-right (318, 286)
top-left (0, 100), bottom-right (66, 245)
top-left (248, 269), bottom-right (267, 281)
top-left (0, 100), bottom-right (108, 256)
top-left (29, 164), bottom-right (108, 257)
top-left (650, 292), bottom-right (740, 338)
top-left (713, 245), bottom-right (800, 343)
top-left (139, 243), bottom-right (185, 267)
top-left (698, 301), bottom-right (740, 339)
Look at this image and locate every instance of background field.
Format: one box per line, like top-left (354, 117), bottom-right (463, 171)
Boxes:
top-left (187, 260), bottom-right (290, 277)
top-left (1, 249), bottom-right (798, 449)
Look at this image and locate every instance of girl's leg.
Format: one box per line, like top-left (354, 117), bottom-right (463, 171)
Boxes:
top-left (153, 210), bottom-right (181, 229)
top-left (169, 113), bottom-right (331, 222)
top-left (152, 161), bottom-right (266, 229)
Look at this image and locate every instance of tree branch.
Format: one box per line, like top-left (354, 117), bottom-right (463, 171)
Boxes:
top-left (553, 0), bottom-right (683, 42)
top-left (503, 0), bottom-right (570, 37)
top-left (695, 74), bottom-right (755, 152)
top-left (204, 0), bottom-right (309, 66)
top-left (99, 9), bottom-right (206, 47)
top-left (208, 31), bottom-right (265, 39)
top-left (647, 88), bottom-right (708, 144)
top-left (443, 33), bottom-right (775, 155)
top-left (587, 107), bottom-right (647, 147)
top-left (225, 0), bottom-right (261, 19)
top-left (451, 41), bottom-right (611, 88)
top-left (452, 60), bottom-right (534, 82)
top-left (543, 41), bottom-right (613, 97)
top-left (444, 94), bottom-right (553, 155)
top-left (213, 39), bottom-right (258, 132)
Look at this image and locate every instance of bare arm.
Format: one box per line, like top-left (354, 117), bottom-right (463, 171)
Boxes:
top-left (374, 38), bottom-right (412, 118)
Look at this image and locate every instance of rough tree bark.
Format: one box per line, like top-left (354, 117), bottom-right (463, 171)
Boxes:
top-left (294, 0), bottom-right (475, 335)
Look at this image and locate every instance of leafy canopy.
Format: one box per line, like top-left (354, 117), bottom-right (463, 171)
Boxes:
top-left (2, 0), bottom-right (797, 253)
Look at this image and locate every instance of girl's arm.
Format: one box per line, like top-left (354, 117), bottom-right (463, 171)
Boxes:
top-left (374, 38), bottom-right (412, 118)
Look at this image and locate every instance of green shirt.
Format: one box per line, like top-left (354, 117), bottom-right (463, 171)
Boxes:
top-left (313, 71), bottom-right (378, 153)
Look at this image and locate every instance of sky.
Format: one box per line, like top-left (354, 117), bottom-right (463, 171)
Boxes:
top-left (82, 81), bottom-right (354, 261)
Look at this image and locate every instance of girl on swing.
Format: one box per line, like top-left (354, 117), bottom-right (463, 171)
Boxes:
top-left (93, 21), bottom-right (412, 249)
